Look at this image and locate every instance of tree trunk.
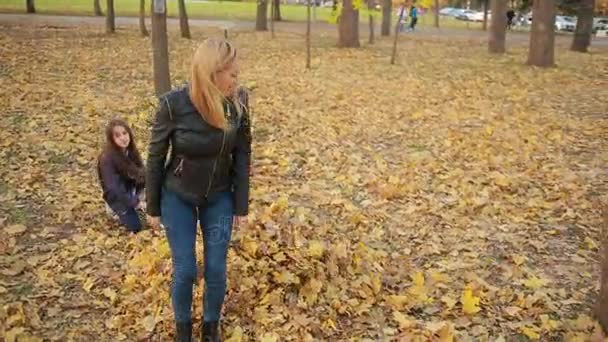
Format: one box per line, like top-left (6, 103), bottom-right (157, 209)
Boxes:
top-left (273, 0), bottom-right (282, 21)
top-left (94, 0), bottom-right (103, 16)
top-left (178, 0), bottom-right (191, 39)
top-left (434, 0), bottom-right (440, 27)
top-left (270, 0), bottom-right (276, 38)
top-left (369, 14), bottom-right (375, 44)
top-left (482, 0), bottom-right (489, 30)
top-left (306, 0), bottom-right (311, 68)
top-left (106, 0), bottom-right (115, 34)
top-left (596, 202), bottom-right (608, 333)
top-left (489, 0), bottom-right (507, 53)
top-left (390, 6), bottom-right (405, 64)
top-left (151, 0), bottom-right (171, 96)
top-left (571, 0), bottom-right (594, 52)
top-left (338, 0), bottom-right (360, 47)
top-left (139, 0), bottom-right (148, 36)
top-left (527, 0), bottom-right (555, 67)
top-left (256, 0), bottom-right (268, 31)
top-left (381, 0), bottom-right (391, 36)
top-left (26, 0), bottom-right (35, 13)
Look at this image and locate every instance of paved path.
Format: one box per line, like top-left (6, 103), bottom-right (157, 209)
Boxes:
top-left (1, 13), bottom-right (606, 48)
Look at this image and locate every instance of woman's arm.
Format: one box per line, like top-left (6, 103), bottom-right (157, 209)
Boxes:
top-left (232, 90), bottom-right (252, 216)
top-left (100, 154), bottom-right (139, 211)
top-left (146, 97), bottom-right (173, 217)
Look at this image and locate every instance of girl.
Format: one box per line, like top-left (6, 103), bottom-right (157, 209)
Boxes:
top-left (98, 119), bottom-right (146, 234)
top-left (145, 38), bottom-right (251, 341)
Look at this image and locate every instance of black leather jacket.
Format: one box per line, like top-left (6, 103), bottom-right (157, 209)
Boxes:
top-left (145, 86), bottom-right (251, 217)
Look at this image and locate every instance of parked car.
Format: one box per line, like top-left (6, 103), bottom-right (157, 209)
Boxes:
top-left (555, 15), bottom-right (576, 31)
top-left (449, 8), bottom-right (467, 18)
top-left (469, 10), bottom-right (491, 22)
top-left (439, 7), bottom-right (457, 16)
top-left (594, 18), bottom-right (608, 32)
top-left (456, 9), bottom-right (477, 21)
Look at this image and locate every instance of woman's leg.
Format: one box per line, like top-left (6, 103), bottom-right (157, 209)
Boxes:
top-left (198, 191), bottom-right (234, 323)
top-left (161, 189), bottom-right (198, 324)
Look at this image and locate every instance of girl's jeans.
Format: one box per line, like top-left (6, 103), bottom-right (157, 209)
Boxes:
top-left (161, 188), bottom-right (234, 323)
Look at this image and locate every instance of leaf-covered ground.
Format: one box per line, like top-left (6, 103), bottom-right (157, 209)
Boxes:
top-left (1, 23), bottom-right (608, 341)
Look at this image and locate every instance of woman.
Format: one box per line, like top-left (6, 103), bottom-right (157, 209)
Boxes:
top-left (145, 38), bottom-right (251, 342)
top-left (98, 119), bottom-right (145, 234)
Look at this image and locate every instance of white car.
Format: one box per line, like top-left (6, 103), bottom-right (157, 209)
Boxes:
top-left (456, 9), bottom-right (477, 21)
top-left (439, 7), bottom-right (457, 16)
top-left (469, 10), bottom-right (491, 22)
top-left (555, 15), bottom-right (576, 31)
top-left (594, 18), bottom-right (608, 32)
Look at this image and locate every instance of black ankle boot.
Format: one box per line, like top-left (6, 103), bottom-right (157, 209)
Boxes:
top-left (176, 321), bottom-right (192, 342)
top-left (201, 321), bottom-right (220, 342)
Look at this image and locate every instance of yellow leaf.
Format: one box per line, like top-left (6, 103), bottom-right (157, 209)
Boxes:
top-left (386, 295), bottom-right (409, 310)
top-left (4, 224), bottom-right (27, 236)
top-left (460, 287), bottom-right (481, 315)
top-left (540, 314), bottom-right (560, 331)
top-left (430, 271), bottom-right (449, 283)
top-left (392, 310), bottom-right (414, 330)
top-left (485, 125), bottom-right (494, 136)
top-left (225, 326), bottom-right (244, 342)
top-left (83, 278), bottom-right (95, 292)
top-left (512, 254), bottom-right (526, 266)
top-left (242, 238), bottom-right (259, 257)
top-left (438, 323), bottom-right (454, 342)
top-left (520, 326), bottom-right (540, 340)
top-left (584, 236), bottom-right (598, 250)
top-left (142, 315), bottom-right (157, 333)
top-left (300, 278), bottom-right (323, 305)
top-left (260, 332), bottom-right (279, 342)
top-left (308, 240), bottom-right (325, 258)
top-left (523, 276), bottom-right (548, 289)
top-left (273, 270), bottom-right (300, 284)
top-left (103, 287), bottom-right (117, 302)
top-left (412, 272), bottom-right (425, 287)
top-left (5, 327), bottom-right (25, 342)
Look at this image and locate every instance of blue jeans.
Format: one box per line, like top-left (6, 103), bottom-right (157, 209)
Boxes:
top-left (161, 189), bottom-right (234, 323)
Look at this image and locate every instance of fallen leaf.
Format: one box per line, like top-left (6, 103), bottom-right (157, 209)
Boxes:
top-left (392, 310), bottom-right (415, 330)
top-left (461, 287), bottom-right (481, 315)
top-left (520, 326), bottom-right (540, 340)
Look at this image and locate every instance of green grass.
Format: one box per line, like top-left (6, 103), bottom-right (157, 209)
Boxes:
top-left (0, 0), bottom-right (333, 22)
top-left (0, 0), bottom-right (481, 28)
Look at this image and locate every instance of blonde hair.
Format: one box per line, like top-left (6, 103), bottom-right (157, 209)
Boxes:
top-left (189, 38), bottom-right (243, 129)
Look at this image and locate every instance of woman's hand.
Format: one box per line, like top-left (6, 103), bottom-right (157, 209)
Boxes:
top-left (233, 216), bottom-right (248, 229)
top-left (147, 215), bottom-right (161, 229)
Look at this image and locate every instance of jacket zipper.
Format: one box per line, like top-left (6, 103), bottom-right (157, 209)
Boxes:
top-left (205, 129), bottom-right (226, 198)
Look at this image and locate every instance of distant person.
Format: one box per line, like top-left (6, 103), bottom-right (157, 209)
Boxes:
top-left (97, 119), bottom-right (145, 234)
top-left (409, 1), bottom-right (418, 31)
top-left (506, 9), bottom-right (515, 30)
top-left (397, 1), bottom-right (408, 32)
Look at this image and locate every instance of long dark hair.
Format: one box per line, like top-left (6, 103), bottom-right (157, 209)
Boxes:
top-left (99, 119), bottom-right (145, 185)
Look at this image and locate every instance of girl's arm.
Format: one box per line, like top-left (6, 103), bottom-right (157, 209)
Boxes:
top-left (100, 154), bottom-right (139, 211)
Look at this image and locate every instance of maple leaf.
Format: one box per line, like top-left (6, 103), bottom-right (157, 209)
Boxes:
top-left (392, 310), bottom-right (414, 330)
top-left (522, 276), bottom-right (548, 289)
top-left (520, 326), bottom-right (540, 340)
top-left (460, 287), bottom-right (481, 315)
